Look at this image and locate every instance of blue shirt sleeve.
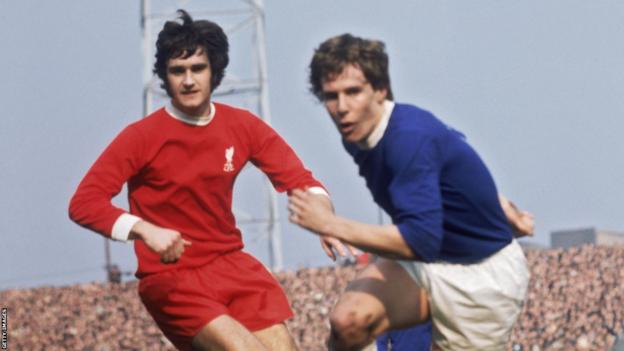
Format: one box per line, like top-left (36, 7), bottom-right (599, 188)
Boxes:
top-left (386, 132), bottom-right (444, 262)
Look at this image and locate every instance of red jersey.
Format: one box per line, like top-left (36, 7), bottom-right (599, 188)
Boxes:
top-left (69, 103), bottom-right (324, 277)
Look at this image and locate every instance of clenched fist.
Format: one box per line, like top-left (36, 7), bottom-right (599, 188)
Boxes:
top-left (130, 221), bottom-right (192, 263)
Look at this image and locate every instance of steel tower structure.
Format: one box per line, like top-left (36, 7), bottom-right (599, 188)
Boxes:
top-left (125, 0), bottom-right (283, 271)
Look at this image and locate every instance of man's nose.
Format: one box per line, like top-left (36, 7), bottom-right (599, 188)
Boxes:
top-left (183, 71), bottom-right (194, 87)
top-left (337, 93), bottom-right (348, 114)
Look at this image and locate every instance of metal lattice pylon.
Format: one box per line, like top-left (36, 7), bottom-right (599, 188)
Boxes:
top-left (138, 0), bottom-right (283, 271)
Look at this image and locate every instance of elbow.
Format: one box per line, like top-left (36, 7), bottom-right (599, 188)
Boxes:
top-left (68, 197), bottom-right (78, 223)
top-left (402, 246), bottom-right (420, 261)
top-left (397, 243), bottom-right (425, 261)
top-left (67, 192), bottom-right (83, 224)
top-left (395, 223), bottom-right (437, 261)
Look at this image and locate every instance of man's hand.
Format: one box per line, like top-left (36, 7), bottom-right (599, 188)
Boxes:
top-left (288, 188), bottom-right (334, 234)
top-left (499, 194), bottom-right (535, 238)
top-left (512, 210), bottom-right (534, 237)
top-left (320, 235), bottom-right (360, 261)
top-left (289, 188), bottom-right (358, 260)
top-left (129, 221), bottom-right (192, 263)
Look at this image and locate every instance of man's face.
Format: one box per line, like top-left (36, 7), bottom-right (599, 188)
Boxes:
top-left (321, 64), bottom-right (387, 144)
top-left (166, 49), bottom-right (212, 116)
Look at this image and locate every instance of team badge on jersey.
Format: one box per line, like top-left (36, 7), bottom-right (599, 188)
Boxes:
top-left (224, 146), bottom-right (235, 172)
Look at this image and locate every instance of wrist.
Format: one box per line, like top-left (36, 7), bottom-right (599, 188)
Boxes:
top-left (322, 215), bottom-right (343, 240)
top-left (129, 220), bottom-right (153, 241)
top-left (111, 213), bottom-right (143, 241)
top-left (311, 193), bottom-right (335, 213)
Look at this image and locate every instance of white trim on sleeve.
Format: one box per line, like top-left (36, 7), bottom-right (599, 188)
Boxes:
top-left (111, 213), bottom-right (143, 241)
top-left (307, 186), bottom-right (329, 197)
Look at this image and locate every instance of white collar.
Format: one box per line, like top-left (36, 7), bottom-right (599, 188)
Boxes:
top-left (356, 100), bottom-right (395, 150)
top-left (165, 102), bottom-right (216, 126)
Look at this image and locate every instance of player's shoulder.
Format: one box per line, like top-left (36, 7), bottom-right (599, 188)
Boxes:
top-left (121, 108), bottom-right (171, 137)
top-left (388, 102), bottom-right (449, 139)
top-left (128, 108), bottom-right (168, 127)
top-left (214, 102), bottom-right (258, 123)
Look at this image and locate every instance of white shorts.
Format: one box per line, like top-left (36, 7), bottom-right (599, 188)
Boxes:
top-left (399, 240), bottom-right (529, 351)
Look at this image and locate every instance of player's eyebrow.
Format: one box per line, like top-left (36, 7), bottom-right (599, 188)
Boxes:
top-left (191, 63), bottom-right (208, 72)
top-left (345, 86), bottom-right (362, 94)
top-left (322, 91), bottom-right (338, 100)
top-left (168, 65), bottom-right (186, 74)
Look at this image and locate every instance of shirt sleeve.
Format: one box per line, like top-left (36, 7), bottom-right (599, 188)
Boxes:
top-left (387, 132), bottom-right (444, 262)
top-left (247, 115), bottom-right (327, 194)
top-left (68, 125), bottom-right (146, 240)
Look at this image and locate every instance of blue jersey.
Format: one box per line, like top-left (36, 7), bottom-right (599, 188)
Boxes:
top-left (377, 323), bottom-right (432, 351)
top-left (344, 103), bottom-right (512, 263)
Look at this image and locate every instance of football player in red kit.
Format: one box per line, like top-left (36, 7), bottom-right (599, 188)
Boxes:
top-left (69, 10), bottom-right (340, 351)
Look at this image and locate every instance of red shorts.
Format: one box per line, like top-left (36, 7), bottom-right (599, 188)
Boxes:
top-left (138, 251), bottom-right (293, 350)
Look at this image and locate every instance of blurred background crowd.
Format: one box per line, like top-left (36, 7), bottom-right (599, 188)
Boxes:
top-left (2, 244), bottom-right (623, 351)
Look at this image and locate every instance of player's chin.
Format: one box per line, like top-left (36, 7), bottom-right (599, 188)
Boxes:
top-left (342, 131), bottom-right (364, 144)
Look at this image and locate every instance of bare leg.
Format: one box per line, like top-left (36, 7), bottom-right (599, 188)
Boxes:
top-left (191, 315), bottom-right (268, 351)
top-left (253, 322), bottom-right (299, 351)
top-left (328, 258), bottom-right (430, 351)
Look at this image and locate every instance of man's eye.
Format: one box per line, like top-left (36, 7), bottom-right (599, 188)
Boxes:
top-left (323, 93), bottom-right (338, 101)
top-left (191, 65), bottom-right (208, 73)
top-left (168, 67), bottom-right (185, 75)
top-left (345, 88), bottom-right (361, 95)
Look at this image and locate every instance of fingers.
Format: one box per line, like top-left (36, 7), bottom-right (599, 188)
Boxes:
top-left (288, 202), bottom-right (301, 216)
top-left (289, 189), bottom-right (310, 207)
top-left (288, 203), bottom-right (300, 224)
top-left (346, 244), bottom-right (362, 256)
top-left (288, 188), bottom-right (325, 218)
top-left (520, 212), bottom-right (535, 231)
top-left (522, 211), bottom-right (535, 221)
top-left (322, 236), bottom-right (362, 260)
top-left (160, 235), bottom-right (189, 264)
top-left (288, 191), bottom-right (307, 224)
top-left (160, 242), bottom-right (179, 263)
top-left (160, 245), bottom-right (181, 263)
top-left (320, 237), bottom-right (336, 261)
top-left (288, 193), bottom-right (307, 211)
top-left (325, 236), bottom-right (346, 257)
top-left (289, 187), bottom-right (334, 235)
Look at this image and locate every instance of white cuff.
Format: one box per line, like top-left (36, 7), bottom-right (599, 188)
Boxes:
top-left (111, 213), bottom-right (142, 241)
top-left (307, 186), bottom-right (329, 197)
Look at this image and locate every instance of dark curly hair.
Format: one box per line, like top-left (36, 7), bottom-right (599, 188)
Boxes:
top-left (308, 33), bottom-right (393, 101)
top-left (153, 9), bottom-right (229, 96)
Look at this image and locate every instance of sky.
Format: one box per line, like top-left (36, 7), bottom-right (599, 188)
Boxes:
top-left (1, 0), bottom-right (623, 289)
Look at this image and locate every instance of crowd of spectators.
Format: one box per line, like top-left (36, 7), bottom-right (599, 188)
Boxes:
top-left (1, 244), bottom-right (623, 350)
top-left (509, 245), bottom-right (624, 351)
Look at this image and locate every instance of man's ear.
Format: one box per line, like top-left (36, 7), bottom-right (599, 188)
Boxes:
top-left (375, 87), bottom-right (388, 103)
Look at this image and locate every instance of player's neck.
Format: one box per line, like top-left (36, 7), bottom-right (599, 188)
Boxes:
top-left (357, 100), bottom-right (395, 150)
top-left (166, 101), bottom-right (216, 126)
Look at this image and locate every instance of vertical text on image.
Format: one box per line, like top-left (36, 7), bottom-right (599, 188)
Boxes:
top-left (1, 307), bottom-right (7, 350)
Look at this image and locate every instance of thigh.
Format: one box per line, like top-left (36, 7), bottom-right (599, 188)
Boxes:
top-left (427, 241), bottom-right (528, 350)
top-left (335, 258), bottom-right (430, 334)
top-left (138, 270), bottom-right (229, 350)
top-left (192, 314), bottom-right (268, 351)
top-left (253, 323), bottom-right (299, 351)
top-left (222, 252), bottom-right (294, 331)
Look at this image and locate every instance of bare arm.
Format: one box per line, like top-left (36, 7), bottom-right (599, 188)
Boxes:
top-left (499, 194), bottom-right (534, 237)
top-left (303, 192), bottom-right (361, 260)
top-left (289, 189), bottom-right (416, 260)
top-left (245, 117), bottom-right (357, 260)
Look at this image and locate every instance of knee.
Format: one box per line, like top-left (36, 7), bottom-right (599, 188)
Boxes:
top-left (329, 307), bottom-right (375, 342)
